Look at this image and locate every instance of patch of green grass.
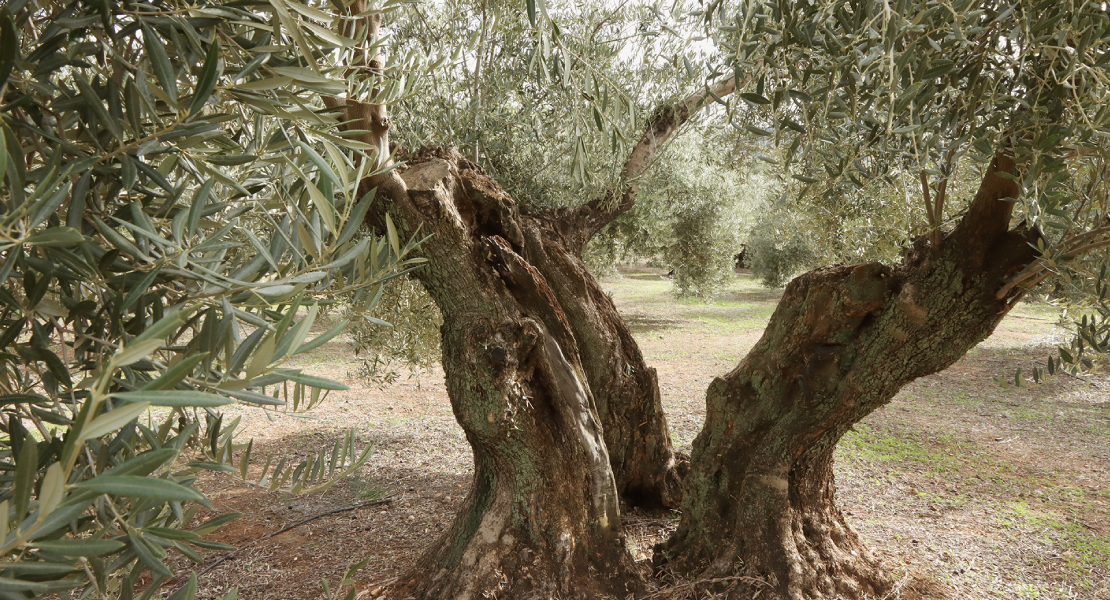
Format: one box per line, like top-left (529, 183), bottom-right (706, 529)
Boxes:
top-left (688, 312), bottom-right (772, 334)
top-left (622, 314), bottom-right (683, 335)
top-left (1077, 409), bottom-right (1110, 437)
top-left (837, 424), bottom-right (960, 475)
top-left (1012, 582), bottom-right (1082, 599)
top-left (1008, 301), bottom-right (1067, 321)
top-left (605, 272), bottom-right (785, 340)
top-left (998, 501), bottom-right (1110, 576)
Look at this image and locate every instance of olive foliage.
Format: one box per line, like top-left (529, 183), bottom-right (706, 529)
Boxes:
top-left (345, 0), bottom-right (743, 373)
top-left (698, 0), bottom-right (1109, 378)
top-left (389, 0), bottom-right (699, 202)
top-left (585, 129), bottom-right (765, 297)
top-left (0, 0), bottom-right (427, 597)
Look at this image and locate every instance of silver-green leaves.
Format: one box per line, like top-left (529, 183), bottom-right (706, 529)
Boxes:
top-left (0, 0), bottom-right (423, 597)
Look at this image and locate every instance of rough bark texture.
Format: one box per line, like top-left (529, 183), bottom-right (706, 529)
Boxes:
top-left (364, 148), bottom-right (641, 599)
top-left (658, 155), bottom-right (1039, 599)
top-left (520, 79), bottom-right (745, 508)
top-left (331, 41), bottom-right (734, 510)
top-left (523, 206), bottom-right (685, 508)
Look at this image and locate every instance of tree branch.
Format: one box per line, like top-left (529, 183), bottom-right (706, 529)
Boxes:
top-left (552, 76), bottom-right (742, 253)
top-left (950, 152), bottom-right (1020, 265)
top-left (931, 142), bottom-right (961, 252)
top-left (920, 169), bottom-right (935, 242)
top-left (997, 233), bottom-right (1110, 299)
top-left (622, 77), bottom-right (740, 185)
top-left (325, 2), bottom-right (407, 201)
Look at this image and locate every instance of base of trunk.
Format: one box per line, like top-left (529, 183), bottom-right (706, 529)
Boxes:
top-left (394, 466), bottom-right (641, 600)
top-left (658, 448), bottom-right (891, 600)
top-left (658, 174), bottom-right (1038, 596)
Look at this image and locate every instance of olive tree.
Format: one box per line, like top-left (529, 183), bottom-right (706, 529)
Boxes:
top-left (658, 1), bottom-right (1110, 597)
top-left (13, 0), bottom-right (1103, 598)
top-left (338, 0), bottom-right (1108, 597)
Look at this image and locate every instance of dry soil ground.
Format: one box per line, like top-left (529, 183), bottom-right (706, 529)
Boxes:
top-left (178, 267), bottom-right (1110, 600)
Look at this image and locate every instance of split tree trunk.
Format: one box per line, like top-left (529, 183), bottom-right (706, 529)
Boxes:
top-left (658, 155), bottom-right (1040, 599)
top-left (521, 203), bottom-right (684, 508)
top-left (331, 3), bottom-right (737, 509)
top-left (520, 83), bottom-right (745, 508)
top-left (365, 148), bottom-right (641, 598)
top-left (325, 2), bottom-right (690, 586)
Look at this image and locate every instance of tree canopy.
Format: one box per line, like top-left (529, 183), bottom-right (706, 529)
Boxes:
top-left (708, 0), bottom-right (1110, 378)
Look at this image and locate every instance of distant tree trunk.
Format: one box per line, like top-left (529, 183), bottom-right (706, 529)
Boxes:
top-left (658, 155), bottom-right (1040, 599)
top-left (365, 148), bottom-right (641, 598)
top-left (735, 245), bottom-right (749, 270)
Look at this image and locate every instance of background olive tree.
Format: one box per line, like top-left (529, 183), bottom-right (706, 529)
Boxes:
top-left (586, 128), bottom-right (766, 297)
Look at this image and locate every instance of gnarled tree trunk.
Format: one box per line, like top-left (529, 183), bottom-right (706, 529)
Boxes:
top-left (657, 155), bottom-right (1040, 599)
top-left (521, 204), bottom-right (684, 508)
top-left (327, 0), bottom-right (681, 525)
top-left (330, 3), bottom-right (738, 511)
top-left (523, 84), bottom-right (743, 508)
top-left (366, 149), bottom-right (641, 598)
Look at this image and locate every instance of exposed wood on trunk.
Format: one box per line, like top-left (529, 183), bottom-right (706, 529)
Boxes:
top-left (509, 76), bottom-right (742, 508)
top-left (519, 208), bottom-right (685, 507)
top-left (658, 153), bottom-right (1040, 599)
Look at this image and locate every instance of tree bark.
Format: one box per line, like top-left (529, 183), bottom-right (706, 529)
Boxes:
top-left (332, 6), bottom-right (737, 506)
top-left (363, 148), bottom-right (641, 599)
top-left (327, 7), bottom-right (732, 580)
top-left (658, 155), bottom-right (1039, 599)
top-left (522, 205), bottom-right (685, 508)
top-left (524, 78), bottom-right (742, 508)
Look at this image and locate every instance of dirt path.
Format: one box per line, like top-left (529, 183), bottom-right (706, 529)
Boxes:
top-left (183, 268), bottom-right (1109, 600)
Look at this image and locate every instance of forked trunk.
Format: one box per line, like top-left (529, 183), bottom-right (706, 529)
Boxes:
top-left (516, 83), bottom-right (746, 509)
top-left (658, 155), bottom-right (1040, 599)
top-left (368, 148), bottom-right (642, 598)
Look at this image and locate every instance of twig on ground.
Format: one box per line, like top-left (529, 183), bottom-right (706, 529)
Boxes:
top-left (638, 574), bottom-right (770, 599)
top-left (880, 573), bottom-right (912, 600)
top-left (363, 576), bottom-right (400, 591)
top-left (177, 498), bottom-right (394, 591)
